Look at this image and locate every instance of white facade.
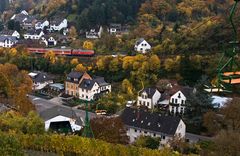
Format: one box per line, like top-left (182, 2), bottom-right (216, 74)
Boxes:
top-left (1, 31), bottom-right (20, 39)
top-left (127, 119), bottom-right (186, 147)
top-left (42, 36), bottom-right (57, 46)
top-left (134, 40), bottom-right (151, 54)
top-left (79, 83), bottom-right (111, 101)
top-left (0, 38), bottom-right (17, 48)
top-left (137, 90), bottom-right (161, 109)
top-left (32, 80), bottom-right (53, 90)
top-left (12, 31), bottom-right (20, 39)
top-left (45, 115), bottom-right (82, 132)
top-left (35, 20), bottom-right (49, 30)
top-left (86, 26), bottom-right (103, 39)
top-left (24, 31), bottom-right (44, 40)
top-left (169, 91), bottom-right (186, 114)
top-left (50, 19), bottom-right (68, 31)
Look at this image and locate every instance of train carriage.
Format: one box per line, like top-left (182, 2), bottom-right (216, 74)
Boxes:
top-left (27, 48), bottom-right (94, 57)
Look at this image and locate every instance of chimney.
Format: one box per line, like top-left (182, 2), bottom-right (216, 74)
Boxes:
top-left (136, 109), bottom-right (140, 120)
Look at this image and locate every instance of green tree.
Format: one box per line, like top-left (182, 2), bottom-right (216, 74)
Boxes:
top-left (135, 136), bottom-right (160, 149)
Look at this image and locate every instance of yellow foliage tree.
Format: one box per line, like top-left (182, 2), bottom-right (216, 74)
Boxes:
top-left (75, 64), bottom-right (87, 72)
top-left (70, 58), bottom-right (79, 65)
top-left (83, 40), bottom-right (94, 50)
top-left (69, 26), bottom-right (78, 40)
top-left (9, 48), bottom-right (17, 57)
top-left (44, 51), bottom-right (56, 64)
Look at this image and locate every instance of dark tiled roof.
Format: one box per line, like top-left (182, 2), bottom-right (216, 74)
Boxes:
top-left (0, 36), bottom-right (17, 42)
top-left (79, 79), bottom-right (95, 90)
top-left (93, 76), bottom-right (109, 86)
top-left (66, 71), bottom-right (84, 84)
top-left (25, 29), bottom-right (43, 35)
top-left (180, 87), bottom-right (194, 98)
top-left (29, 72), bottom-right (52, 83)
top-left (50, 18), bottom-right (65, 25)
top-left (39, 105), bottom-right (82, 126)
top-left (121, 107), bottom-right (181, 135)
top-left (67, 71), bottom-right (84, 79)
top-left (110, 23), bottom-right (121, 28)
top-left (14, 14), bottom-right (28, 22)
top-left (0, 30), bottom-right (15, 35)
top-left (135, 38), bottom-right (145, 46)
top-left (139, 87), bottom-right (158, 98)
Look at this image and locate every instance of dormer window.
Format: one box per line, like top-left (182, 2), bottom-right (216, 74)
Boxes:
top-left (178, 93), bottom-right (181, 98)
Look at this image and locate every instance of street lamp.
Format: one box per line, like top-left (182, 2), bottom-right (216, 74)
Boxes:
top-left (81, 95), bottom-right (94, 138)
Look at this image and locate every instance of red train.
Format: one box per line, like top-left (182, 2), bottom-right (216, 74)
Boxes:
top-left (28, 48), bottom-right (95, 57)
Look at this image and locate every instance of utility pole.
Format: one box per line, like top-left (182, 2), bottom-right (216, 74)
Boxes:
top-left (82, 100), bottom-right (94, 138)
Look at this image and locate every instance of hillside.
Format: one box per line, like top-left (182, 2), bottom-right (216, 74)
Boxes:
top-left (3, 0), bottom-right (237, 55)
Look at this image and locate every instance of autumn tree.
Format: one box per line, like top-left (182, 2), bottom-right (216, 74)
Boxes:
top-left (83, 40), bottom-right (93, 50)
top-left (211, 130), bottom-right (240, 156)
top-left (0, 64), bottom-right (35, 115)
top-left (90, 117), bottom-right (128, 144)
top-left (44, 50), bottom-right (56, 64)
top-left (70, 58), bottom-right (79, 65)
top-left (75, 64), bottom-right (87, 72)
top-left (121, 79), bottom-right (134, 98)
top-left (68, 26), bottom-right (78, 40)
top-left (149, 55), bottom-right (160, 72)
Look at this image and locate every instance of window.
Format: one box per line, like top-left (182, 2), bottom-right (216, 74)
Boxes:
top-left (178, 93), bottom-right (181, 98)
top-left (144, 131), bottom-right (147, 134)
top-left (153, 133), bottom-right (156, 137)
top-left (141, 94), bottom-right (144, 98)
top-left (171, 98), bottom-right (174, 103)
top-left (143, 101), bottom-right (146, 105)
top-left (86, 96), bottom-right (88, 99)
top-left (134, 129), bottom-right (137, 132)
top-left (139, 101), bottom-right (142, 105)
top-left (181, 100), bottom-right (184, 104)
top-left (162, 135), bottom-right (165, 140)
top-left (175, 99), bottom-right (177, 104)
top-left (147, 102), bottom-right (149, 107)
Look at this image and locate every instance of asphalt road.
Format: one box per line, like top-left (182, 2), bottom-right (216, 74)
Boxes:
top-left (28, 95), bottom-right (96, 122)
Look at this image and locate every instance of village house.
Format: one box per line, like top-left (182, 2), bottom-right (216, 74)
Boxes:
top-left (86, 26), bottom-right (103, 39)
top-left (39, 105), bottom-right (82, 133)
top-left (35, 20), bottom-right (49, 30)
top-left (134, 38), bottom-right (151, 54)
top-left (28, 71), bottom-right (53, 90)
top-left (10, 10), bottom-right (29, 22)
top-left (41, 35), bottom-right (57, 47)
top-left (137, 88), bottom-right (161, 109)
top-left (121, 107), bottom-right (186, 147)
top-left (0, 29), bottom-right (20, 39)
top-left (108, 23), bottom-right (129, 36)
top-left (159, 87), bottom-right (194, 115)
top-left (49, 18), bottom-right (68, 31)
top-left (24, 29), bottom-right (44, 40)
top-left (65, 71), bottom-right (111, 101)
top-left (0, 36), bottom-right (18, 47)
top-left (11, 10), bottom-right (37, 29)
top-left (22, 16), bottom-right (37, 30)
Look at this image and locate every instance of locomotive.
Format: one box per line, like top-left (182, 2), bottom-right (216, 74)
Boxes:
top-left (28, 48), bottom-right (95, 57)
